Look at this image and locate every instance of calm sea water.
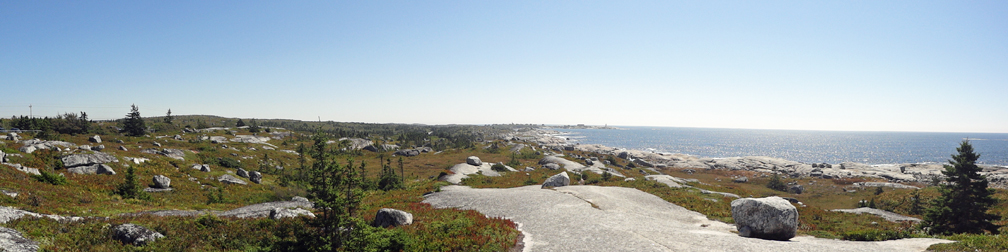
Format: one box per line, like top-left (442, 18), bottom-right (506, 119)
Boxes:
top-left (553, 127), bottom-right (1008, 166)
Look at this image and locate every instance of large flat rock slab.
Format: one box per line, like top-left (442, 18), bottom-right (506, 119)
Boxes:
top-left (422, 185), bottom-right (952, 252)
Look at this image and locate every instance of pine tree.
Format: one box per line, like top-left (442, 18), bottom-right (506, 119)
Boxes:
top-left (121, 104), bottom-right (145, 136)
top-left (236, 119), bottom-right (246, 127)
top-left (164, 109), bottom-right (172, 124)
top-left (923, 140), bottom-right (1000, 235)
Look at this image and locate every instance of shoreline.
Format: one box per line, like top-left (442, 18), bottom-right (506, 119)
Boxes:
top-left (507, 128), bottom-right (1008, 189)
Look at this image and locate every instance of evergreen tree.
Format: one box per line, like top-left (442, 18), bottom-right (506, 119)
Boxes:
top-left (164, 109), bottom-right (172, 124)
top-left (923, 140), bottom-right (1000, 234)
top-left (306, 132), bottom-right (367, 250)
top-left (766, 169), bottom-right (787, 192)
top-left (236, 119), bottom-right (246, 127)
top-left (121, 104), bottom-right (145, 137)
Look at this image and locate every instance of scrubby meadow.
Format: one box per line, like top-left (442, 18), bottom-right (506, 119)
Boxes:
top-left (0, 109), bottom-right (1005, 251)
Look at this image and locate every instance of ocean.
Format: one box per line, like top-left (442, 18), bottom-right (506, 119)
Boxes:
top-left (552, 127), bottom-right (1008, 167)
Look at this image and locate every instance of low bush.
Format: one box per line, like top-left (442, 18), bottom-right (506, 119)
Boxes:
top-left (33, 170), bottom-right (68, 186)
top-left (841, 229), bottom-right (910, 241)
top-left (491, 163), bottom-right (507, 172)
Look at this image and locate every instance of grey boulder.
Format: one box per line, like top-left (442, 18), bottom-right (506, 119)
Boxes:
top-left (113, 223), bottom-right (164, 246)
top-left (237, 168), bottom-right (249, 178)
top-left (466, 156), bottom-right (482, 166)
top-left (118, 146), bottom-right (128, 151)
top-left (89, 135), bottom-right (101, 143)
top-left (541, 172), bottom-right (570, 188)
top-left (395, 149), bottom-right (419, 157)
top-left (218, 174), bottom-right (247, 185)
top-left (730, 196), bottom-right (798, 241)
top-left (372, 208), bottom-right (413, 228)
top-left (152, 175), bottom-right (171, 189)
top-left (249, 171), bottom-right (262, 184)
top-left (192, 164), bottom-right (211, 172)
top-left (91, 145), bottom-right (105, 151)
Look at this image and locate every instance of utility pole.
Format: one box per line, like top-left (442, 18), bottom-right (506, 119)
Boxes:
top-left (29, 104), bottom-right (32, 118)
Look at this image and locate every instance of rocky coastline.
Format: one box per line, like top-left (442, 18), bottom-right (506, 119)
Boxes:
top-left (504, 128), bottom-right (1008, 189)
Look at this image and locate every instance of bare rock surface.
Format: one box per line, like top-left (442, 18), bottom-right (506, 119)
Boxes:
top-left (61, 153), bottom-right (117, 168)
top-left (0, 227), bottom-right (39, 252)
top-left (0, 206), bottom-right (82, 224)
top-left (4, 163), bottom-right (40, 176)
top-left (539, 155), bottom-right (625, 177)
top-left (132, 197), bottom-right (313, 218)
top-left (832, 207), bottom-right (922, 223)
top-left (423, 185), bottom-right (951, 252)
top-left (440, 159), bottom-right (506, 184)
top-left (270, 208), bottom-right (314, 220)
top-left (113, 223), bottom-right (164, 246)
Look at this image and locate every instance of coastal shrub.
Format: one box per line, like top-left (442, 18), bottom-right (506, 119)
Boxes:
top-left (766, 171), bottom-right (787, 192)
top-left (34, 170), bottom-right (68, 185)
top-left (601, 171), bottom-right (612, 181)
top-left (116, 165), bottom-right (150, 201)
top-left (206, 187), bottom-right (227, 204)
top-left (218, 157), bottom-right (242, 169)
top-left (491, 163), bottom-right (507, 172)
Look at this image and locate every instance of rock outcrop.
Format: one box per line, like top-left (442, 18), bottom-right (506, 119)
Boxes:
top-left (731, 196), bottom-right (798, 241)
top-left (541, 172), bottom-right (570, 188)
top-left (62, 153), bottom-right (117, 168)
top-left (372, 208), bottom-right (413, 228)
top-left (89, 135), bottom-right (102, 143)
top-left (3, 164), bottom-right (40, 176)
top-left (67, 164), bottom-right (116, 175)
top-left (395, 149), bottom-right (420, 157)
top-left (831, 207), bottom-right (921, 223)
top-left (0, 227), bottom-right (39, 252)
top-left (19, 139), bottom-right (76, 154)
top-left (270, 208), bottom-right (314, 220)
top-left (113, 223), bottom-right (165, 246)
top-left (237, 168), bottom-right (249, 178)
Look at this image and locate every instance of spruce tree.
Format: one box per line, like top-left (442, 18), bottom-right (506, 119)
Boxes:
top-left (121, 104), bottom-right (145, 136)
top-left (923, 140), bottom-right (1000, 234)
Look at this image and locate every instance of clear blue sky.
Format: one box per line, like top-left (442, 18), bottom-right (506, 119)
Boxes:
top-left (2, 1), bottom-right (1006, 133)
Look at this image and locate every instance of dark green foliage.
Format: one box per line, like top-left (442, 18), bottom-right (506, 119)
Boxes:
top-left (8, 112), bottom-right (90, 135)
top-left (506, 153), bottom-right (521, 167)
top-left (306, 132), bottom-right (368, 250)
top-left (626, 161), bottom-right (636, 169)
top-left (236, 119), bottom-right (246, 127)
top-left (248, 119), bottom-right (261, 133)
top-left (206, 187), bottom-right (226, 204)
top-left (868, 198), bottom-right (876, 208)
top-left (601, 170), bottom-right (612, 181)
top-left (841, 229), bottom-right (910, 241)
top-left (766, 170), bottom-right (787, 192)
top-left (164, 109), bottom-right (173, 124)
top-left (491, 163), bottom-right (508, 172)
top-left (218, 157), bottom-right (242, 169)
top-left (909, 190), bottom-right (923, 215)
top-left (923, 140), bottom-right (1000, 235)
top-left (874, 186), bottom-right (884, 195)
top-left (378, 156), bottom-right (403, 191)
top-left (606, 156), bottom-right (618, 166)
top-left (121, 104), bottom-right (146, 137)
top-left (33, 170), bottom-right (68, 185)
top-left (116, 165), bottom-right (150, 200)
top-left (523, 175), bottom-right (537, 186)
